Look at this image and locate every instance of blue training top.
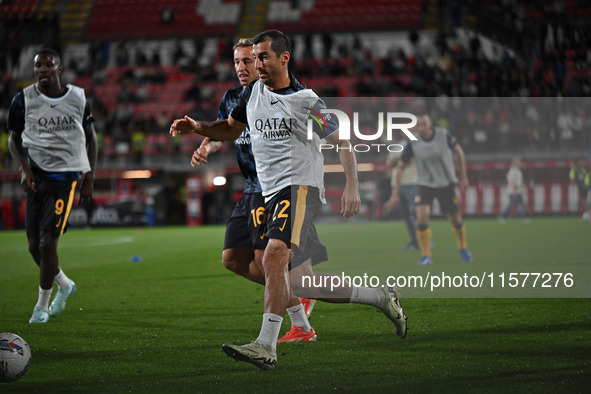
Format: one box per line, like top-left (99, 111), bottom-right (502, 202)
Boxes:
top-left (218, 86), bottom-right (262, 193)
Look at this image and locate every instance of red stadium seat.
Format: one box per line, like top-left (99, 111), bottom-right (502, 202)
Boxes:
top-left (86, 0), bottom-right (239, 40)
top-left (265, 0), bottom-right (422, 33)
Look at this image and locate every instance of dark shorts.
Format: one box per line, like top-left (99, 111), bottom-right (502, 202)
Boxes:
top-left (26, 171), bottom-right (80, 238)
top-left (224, 192), bottom-right (267, 250)
top-left (415, 184), bottom-right (460, 215)
top-left (265, 185), bottom-right (328, 269)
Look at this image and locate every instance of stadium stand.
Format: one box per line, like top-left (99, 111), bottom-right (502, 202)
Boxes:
top-left (85, 0), bottom-right (242, 40)
top-left (1, 0), bottom-right (590, 225)
top-left (0, 0), bottom-right (40, 20)
top-left (266, 0), bottom-right (422, 32)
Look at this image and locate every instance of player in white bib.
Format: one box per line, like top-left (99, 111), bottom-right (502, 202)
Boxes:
top-left (170, 30), bottom-right (407, 370)
top-left (394, 108), bottom-right (473, 266)
top-left (8, 48), bottom-right (97, 324)
top-left (190, 38), bottom-right (318, 342)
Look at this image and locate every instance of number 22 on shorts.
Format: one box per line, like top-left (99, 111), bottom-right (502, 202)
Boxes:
top-left (273, 200), bottom-right (290, 232)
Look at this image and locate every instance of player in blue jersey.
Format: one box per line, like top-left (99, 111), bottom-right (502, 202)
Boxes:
top-left (171, 30), bottom-right (407, 370)
top-left (190, 38), bottom-right (317, 342)
top-left (8, 48), bottom-right (97, 324)
top-left (191, 38), bottom-right (266, 285)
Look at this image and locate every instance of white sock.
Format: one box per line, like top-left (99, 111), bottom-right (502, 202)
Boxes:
top-left (349, 286), bottom-right (381, 307)
top-left (53, 268), bottom-right (72, 290)
top-left (256, 313), bottom-right (283, 351)
top-left (286, 304), bottom-right (312, 331)
top-left (35, 286), bottom-right (53, 310)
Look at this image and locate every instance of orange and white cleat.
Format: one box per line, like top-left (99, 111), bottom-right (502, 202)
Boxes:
top-left (277, 326), bottom-right (317, 343)
top-left (300, 298), bottom-right (316, 319)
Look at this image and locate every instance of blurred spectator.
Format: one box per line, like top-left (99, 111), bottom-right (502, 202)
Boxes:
top-left (160, 6), bottom-right (174, 24)
top-left (135, 84), bottom-right (150, 103)
top-left (114, 41), bottom-right (129, 67)
top-left (214, 60), bottom-right (232, 82)
top-left (557, 108), bottom-right (583, 149)
top-left (61, 59), bottom-right (79, 85)
top-left (0, 129), bottom-right (9, 169)
top-left (132, 125), bottom-right (146, 164)
top-left (184, 75), bottom-right (202, 102)
top-left (143, 63), bottom-right (166, 84)
top-left (172, 40), bottom-right (193, 71)
top-left (116, 81), bottom-right (136, 104)
top-left (90, 41), bottom-right (110, 69)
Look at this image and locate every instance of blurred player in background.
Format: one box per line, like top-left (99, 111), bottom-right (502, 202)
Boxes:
top-left (8, 48), bottom-right (97, 323)
top-left (569, 159), bottom-right (590, 220)
top-left (393, 108), bottom-right (473, 266)
top-left (171, 30), bottom-right (407, 370)
top-left (498, 157), bottom-right (529, 223)
top-left (190, 38), bottom-right (317, 342)
top-left (383, 140), bottom-right (419, 250)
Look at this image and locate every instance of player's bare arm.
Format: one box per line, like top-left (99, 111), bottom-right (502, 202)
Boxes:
top-left (326, 131), bottom-right (360, 218)
top-left (80, 123), bottom-right (98, 205)
top-left (169, 115), bottom-right (245, 142)
top-left (191, 137), bottom-right (224, 167)
top-left (7, 129), bottom-right (36, 193)
top-left (384, 160), bottom-right (408, 212)
top-left (389, 159), bottom-right (409, 211)
top-left (453, 144), bottom-right (469, 192)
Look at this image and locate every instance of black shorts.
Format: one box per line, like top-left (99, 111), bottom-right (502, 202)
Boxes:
top-left (265, 185), bottom-right (328, 269)
top-left (415, 184), bottom-right (460, 214)
top-left (26, 170), bottom-right (80, 238)
top-left (224, 192), bottom-right (267, 250)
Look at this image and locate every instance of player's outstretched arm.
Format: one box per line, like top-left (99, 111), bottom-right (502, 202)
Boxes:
top-left (384, 160), bottom-right (407, 212)
top-left (190, 138), bottom-right (224, 167)
top-left (326, 131), bottom-right (360, 219)
top-left (169, 115), bottom-right (245, 141)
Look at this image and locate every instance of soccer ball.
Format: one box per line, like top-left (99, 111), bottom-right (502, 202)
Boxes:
top-left (0, 333), bottom-right (32, 383)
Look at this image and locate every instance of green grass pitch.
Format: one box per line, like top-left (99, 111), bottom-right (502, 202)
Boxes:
top-left (1, 218), bottom-right (589, 392)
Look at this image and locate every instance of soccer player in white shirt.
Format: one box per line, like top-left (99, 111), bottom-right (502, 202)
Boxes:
top-left (498, 157), bottom-right (529, 223)
top-left (8, 48), bottom-right (97, 323)
top-left (171, 30), bottom-right (407, 370)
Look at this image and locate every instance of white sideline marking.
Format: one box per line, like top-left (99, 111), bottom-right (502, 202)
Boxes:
top-left (86, 237), bottom-right (134, 246)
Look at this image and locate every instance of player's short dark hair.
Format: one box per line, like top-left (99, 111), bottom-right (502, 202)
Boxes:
top-left (253, 29), bottom-right (290, 57)
top-left (233, 38), bottom-right (253, 50)
top-left (35, 48), bottom-right (61, 64)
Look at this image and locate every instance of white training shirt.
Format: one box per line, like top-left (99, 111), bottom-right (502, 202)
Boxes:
top-left (246, 79), bottom-right (330, 202)
top-left (22, 84), bottom-right (91, 172)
